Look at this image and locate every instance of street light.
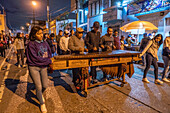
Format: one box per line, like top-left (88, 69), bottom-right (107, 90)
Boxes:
top-left (32, 1), bottom-right (37, 6)
top-left (32, 1), bottom-right (37, 26)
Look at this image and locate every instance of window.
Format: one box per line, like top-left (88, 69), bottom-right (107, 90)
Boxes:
top-left (90, 0), bottom-right (100, 16)
top-left (96, 1), bottom-right (100, 15)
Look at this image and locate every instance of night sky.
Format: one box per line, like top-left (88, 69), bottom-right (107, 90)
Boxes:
top-left (0, 0), bottom-right (71, 30)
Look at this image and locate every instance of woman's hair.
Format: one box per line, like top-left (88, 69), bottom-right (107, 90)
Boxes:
top-left (16, 32), bottom-right (21, 39)
top-left (29, 26), bottom-right (43, 41)
top-left (43, 33), bottom-right (49, 40)
top-left (153, 34), bottom-right (163, 44)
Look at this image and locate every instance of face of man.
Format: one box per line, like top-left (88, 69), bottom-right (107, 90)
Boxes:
top-left (59, 31), bottom-right (63, 36)
top-left (93, 27), bottom-right (99, 33)
top-left (107, 28), bottom-right (113, 36)
top-left (65, 33), bottom-right (69, 38)
top-left (71, 30), bottom-right (74, 35)
top-left (114, 31), bottom-right (118, 37)
top-left (76, 32), bottom-right (83, 39)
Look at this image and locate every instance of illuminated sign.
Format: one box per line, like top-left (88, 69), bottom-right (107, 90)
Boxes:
top-left (127, 0), bottom-right (170, 15)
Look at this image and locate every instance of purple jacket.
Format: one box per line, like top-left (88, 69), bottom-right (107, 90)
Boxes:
top-left (26, 40), bottom-right (52, 67)
top-left (113, 36), bottom-right (121, 50)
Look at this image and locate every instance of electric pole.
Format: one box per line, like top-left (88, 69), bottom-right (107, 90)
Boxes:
top-left (75, 0), bottom-right (79, 28)
top-left (47, 0), bottom-right (50, 33)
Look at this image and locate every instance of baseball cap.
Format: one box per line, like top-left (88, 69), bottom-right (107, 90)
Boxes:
top-left (93, 21), bottom-right (100, 28)
top-left (76, 27), bottom-right (84, 33)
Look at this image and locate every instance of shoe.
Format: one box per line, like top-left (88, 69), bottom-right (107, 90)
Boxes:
top-left (162, 78), bottom-right (170, 83)
top-left (155, 79), bottom-right (163, 85)
top-left (101, 77), bottom-right (108, 82)
top-left (40, 104), bottom-right (47, 113)
top-left (92, 79), bottom-right (99, 84)
top-left (18, 65), bottom-right (21, 68)
top-left (142, 78), bottom-right (150, 83)
top-left (22, 65), bottom-right (26, 68)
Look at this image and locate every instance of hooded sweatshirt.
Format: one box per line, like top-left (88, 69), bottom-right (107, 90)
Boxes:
top-left (26, 40), bottom-right (52, 67)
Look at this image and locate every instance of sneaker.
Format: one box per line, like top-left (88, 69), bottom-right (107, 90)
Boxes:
top-left (40, 104), bottom-right (47, 113)
top-left (142, 78), bottom-right (150, 83)
top-left (155, 79), bottom-right (163, 84)
top-left (18, 65), bottom-right (21, 68)
top-left (162, 78), bottom-right (170, 83)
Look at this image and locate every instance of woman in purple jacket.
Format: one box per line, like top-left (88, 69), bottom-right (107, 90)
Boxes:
top-left (26, 26), bottom-right (52, 113)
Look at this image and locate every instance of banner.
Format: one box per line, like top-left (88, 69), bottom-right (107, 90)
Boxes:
top-left (127, 0), bottom-right (170, 15)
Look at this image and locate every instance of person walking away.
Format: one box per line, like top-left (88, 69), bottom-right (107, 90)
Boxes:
top-left (162, 36), bottom-right (170, 82)
top-left (139, 34), bottom-right (163, 84)
top-left (0, 33), bottom-right (7, 57)
top-left (139, 33), bottom-right (151, 66)
top-left (13, 32), bottom-right (25, 68)
top-left (85, 21), bottom-right (101, 84)
top-left (26, 26), bottom-right (52, 113)
top-left (50, 33), bottom-right (57, 56)
top-left (113, 30), bottom-right (121, 50)
top-left (24, 34), bottom-right (30, 48)
top-left (68, 27), bottom-right (88, 89)
top-left (56, 30), bottom-right (63, 55)
top-left (59, 30), bottom-right (70, 55)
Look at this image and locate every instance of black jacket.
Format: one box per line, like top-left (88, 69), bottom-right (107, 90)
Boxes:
top-left (139, 37), bottom-right (151, 51)
top-left (85, 30), bottom-right (101, 52)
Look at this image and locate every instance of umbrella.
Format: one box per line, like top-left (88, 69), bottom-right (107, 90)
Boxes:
top-left (120, 21), bottom-right (158, 32)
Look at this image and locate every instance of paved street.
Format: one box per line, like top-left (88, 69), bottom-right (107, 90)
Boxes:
top-left (0, 49), bottom-right (169, 113)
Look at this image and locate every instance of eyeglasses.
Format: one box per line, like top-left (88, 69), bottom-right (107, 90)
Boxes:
top-left (78, 32), bottom-right (83, 34)
top-left (66, 33), bottom-right (69, 35)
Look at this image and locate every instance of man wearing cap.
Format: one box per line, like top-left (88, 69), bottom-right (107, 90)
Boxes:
top-left (68, 27), bottom-right (88, 89)
top-left (59, 30), bottom-right (70, 55)
top-left (85, 21), bottom-right (101, 83)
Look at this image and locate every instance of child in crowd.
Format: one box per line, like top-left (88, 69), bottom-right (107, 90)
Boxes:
top-left (26, 26), bottom-right (52, 113)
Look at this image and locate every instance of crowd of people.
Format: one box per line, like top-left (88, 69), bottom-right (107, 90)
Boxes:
top-left (0, 21), bottom-right (169, 113)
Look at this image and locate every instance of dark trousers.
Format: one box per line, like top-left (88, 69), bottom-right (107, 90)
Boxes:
top-left (72, 68), bottom-right (81, 84)
top-left (57, 45), bottom-right (61, 55)
top-left (17, 49), bottom-right (25, 65)
top-left (0, 49), bottom-right (5, 57)
top-left (143, 53), bottom-right (158, 79)
top-left (61, 50), bottom-right (70, 55)
top-left (91, 66), bottom-right (97, 79)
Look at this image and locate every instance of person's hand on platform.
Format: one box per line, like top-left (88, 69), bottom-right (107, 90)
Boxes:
top-left (93, 47), bottom-right (97, 51)
top-left (101, 45), bottom-right (104, 49)
top-left (84, 48), bottom-right (88, 52)
top-left (113, 45), bottom-right (116, 50)
top-left (139, 54), bottom-right (142, 57)
top-left (106, 46), bottom-right (110, 49)
top-left (79, 48), bottom-right (84, 52)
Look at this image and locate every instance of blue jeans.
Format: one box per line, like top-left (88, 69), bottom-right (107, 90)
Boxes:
top-left (28, 66), bottom-right (48, 104)
top-left (162, 56), bottom-right (170, 79)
